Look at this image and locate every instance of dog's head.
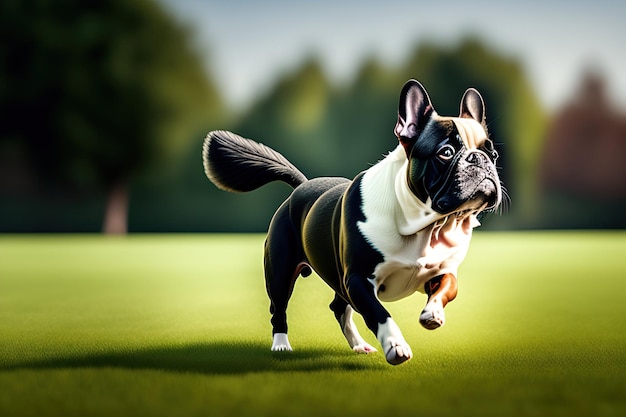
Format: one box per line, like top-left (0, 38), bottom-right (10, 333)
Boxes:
top-left (394, 79), bottom-right (501, 216)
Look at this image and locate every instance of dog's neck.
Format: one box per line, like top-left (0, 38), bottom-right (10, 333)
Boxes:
top-left (359, 145), bottom-right (444, 236)
top-left (393, 157), bottom-right (443, 235)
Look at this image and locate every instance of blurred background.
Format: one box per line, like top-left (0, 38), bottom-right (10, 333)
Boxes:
top-left (1, 0), bottom-right (625, 233)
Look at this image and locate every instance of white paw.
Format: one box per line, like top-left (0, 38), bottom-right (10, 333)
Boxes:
top-left (420, 301), bottom-right (446, 330)
top-left (377, 318), bottom-right (412, 365)
top-left (384, 340), bottom-right (413, 365)
top-left (352, 343), bottom-right (378, 354)
top-left (271, 333), bottom-right (293, 352)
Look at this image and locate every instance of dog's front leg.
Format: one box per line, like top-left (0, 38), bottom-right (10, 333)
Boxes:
top-left (419, 273), bottom-right (458, 330)
top-left (346, 274), bottom-right (412, 365)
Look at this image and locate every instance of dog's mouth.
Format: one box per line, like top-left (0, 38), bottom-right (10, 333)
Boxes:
top-left (429, 200), bottom-right (486, 251)
top-left (454, 205), bottom-right (483, 220)
top-left (453, 199), bottom-right (487, 220)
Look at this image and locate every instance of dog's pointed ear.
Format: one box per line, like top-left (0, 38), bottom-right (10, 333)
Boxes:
top-left (394, 80), bottom-right (434, 152)
top-left (459, 88), bottom-right (486, 125)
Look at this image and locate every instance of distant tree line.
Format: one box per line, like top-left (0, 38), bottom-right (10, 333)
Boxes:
top-left (2, 0), bottom-right (621, 232)
top-left (222, 39), bottom-right (547, 231)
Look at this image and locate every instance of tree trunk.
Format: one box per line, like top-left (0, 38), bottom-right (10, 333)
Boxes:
top-left (102, 181), bottom-right (129, 235)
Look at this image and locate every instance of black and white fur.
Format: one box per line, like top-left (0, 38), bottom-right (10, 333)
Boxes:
top-left (203, 80), bottom-right (501, 365)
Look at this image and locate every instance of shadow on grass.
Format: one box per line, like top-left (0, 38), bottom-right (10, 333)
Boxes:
top-left (2, 341), bottom-right (385, 375)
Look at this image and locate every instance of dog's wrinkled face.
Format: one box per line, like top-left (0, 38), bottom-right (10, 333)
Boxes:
top-left (394, 80), bottom-right (501, 215)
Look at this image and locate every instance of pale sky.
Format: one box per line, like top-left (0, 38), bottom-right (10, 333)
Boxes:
top-left (159, 0), bottom-right (626, 112)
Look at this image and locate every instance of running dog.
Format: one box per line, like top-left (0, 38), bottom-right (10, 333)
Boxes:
top-left (202, 79), bottom-right (502, 365)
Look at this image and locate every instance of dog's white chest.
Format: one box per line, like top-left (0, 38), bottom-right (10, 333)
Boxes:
top-left (369, 223), bottom-right (469, 302)
top-left (357, 147), bottom-right (477, 302)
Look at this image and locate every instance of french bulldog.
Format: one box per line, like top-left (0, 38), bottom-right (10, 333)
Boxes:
top-left (202, 79), bottom-right (502, 365)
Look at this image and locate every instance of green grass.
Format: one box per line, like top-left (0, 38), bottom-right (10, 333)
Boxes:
top-left (1, 232), bottom-right (625, 416)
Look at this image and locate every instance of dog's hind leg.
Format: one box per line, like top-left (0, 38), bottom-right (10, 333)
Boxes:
top-left (329, 294), bottom-right (377, 354)
top-left (264, 202), bottom-right (307, 352)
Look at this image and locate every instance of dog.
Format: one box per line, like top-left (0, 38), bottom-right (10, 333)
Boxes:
top-left (202, 79), bottom-right (502, 365)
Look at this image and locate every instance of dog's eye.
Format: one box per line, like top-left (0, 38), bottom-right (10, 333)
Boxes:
top-left (437, 144), bottom-right (455, 161)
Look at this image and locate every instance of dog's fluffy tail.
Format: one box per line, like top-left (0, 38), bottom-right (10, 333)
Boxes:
top-left (203, 130), bottom-right (308, 192)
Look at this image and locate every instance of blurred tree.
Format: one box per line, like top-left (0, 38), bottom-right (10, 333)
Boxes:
top-left (0, 0), bottom-right (222, 233)
top-left (538, 72), bottom-right (626, 228)
top-left (234, 57), bottom-right (335, 177)
top-left (328, 57), bottom-right (400, 175)
top-left (234, 56), bottom-right (400, 180)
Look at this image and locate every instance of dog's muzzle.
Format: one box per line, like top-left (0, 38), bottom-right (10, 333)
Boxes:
top-left (432, 150), bottom-right (501, 214)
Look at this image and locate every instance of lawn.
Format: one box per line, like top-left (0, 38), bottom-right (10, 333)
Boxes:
top-left (1, 232), bottom-right (625, 416)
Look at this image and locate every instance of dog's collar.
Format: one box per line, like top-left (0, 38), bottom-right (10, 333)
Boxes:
top-left (394, 163), bottom-right (444, 235)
